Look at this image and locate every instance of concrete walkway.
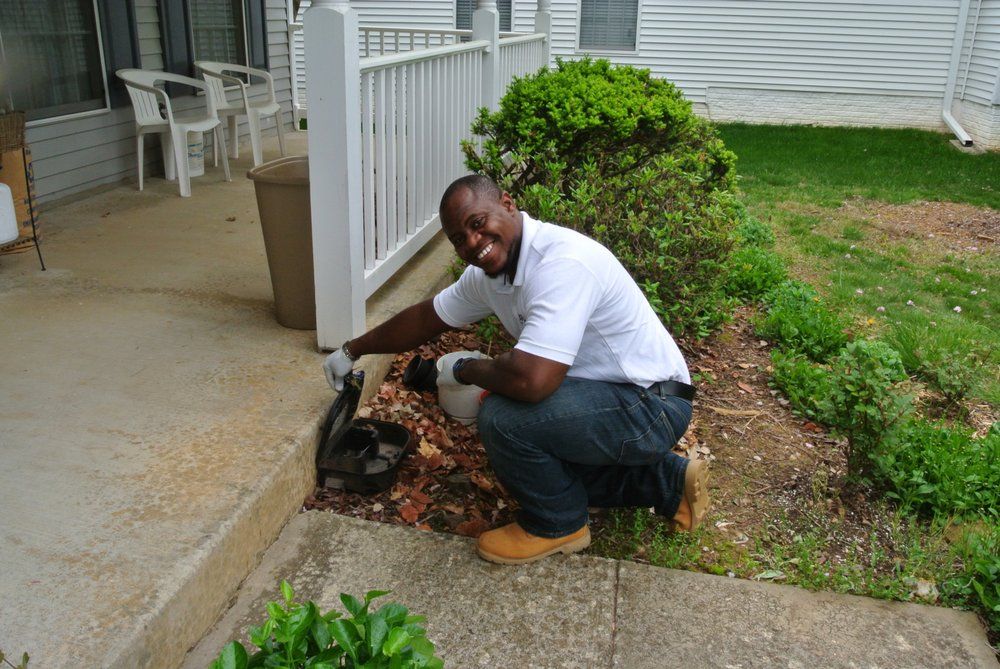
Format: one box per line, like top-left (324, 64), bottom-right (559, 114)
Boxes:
top-left (0, 132), bottom-right (454, 668)
top-left (184, 512), bottom-right (997, 668)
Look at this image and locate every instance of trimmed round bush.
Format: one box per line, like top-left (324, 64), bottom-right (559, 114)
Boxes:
top-left (463, 57), bottom-right (740, 339)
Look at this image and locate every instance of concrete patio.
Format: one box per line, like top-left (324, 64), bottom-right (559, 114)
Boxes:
top-left (0, 131), bottom-right (454, 668)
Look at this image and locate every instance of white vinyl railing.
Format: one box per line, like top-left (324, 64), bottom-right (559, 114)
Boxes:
top-left (358, 42), bottom-right (487, 294)
top-left (305, 2), bottom-right (552, 348)
top-left (498, 32), bottom-right (548, 90)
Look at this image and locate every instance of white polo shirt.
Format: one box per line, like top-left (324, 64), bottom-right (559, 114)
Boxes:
top-left (433, 212), bottom-right (690, 387)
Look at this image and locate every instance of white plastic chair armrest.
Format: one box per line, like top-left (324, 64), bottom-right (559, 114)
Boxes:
top-left (125, 80), bottom-right (175, 123)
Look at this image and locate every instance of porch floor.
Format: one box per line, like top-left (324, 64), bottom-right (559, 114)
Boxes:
top-left (0, 131), bottom-right (454, 668)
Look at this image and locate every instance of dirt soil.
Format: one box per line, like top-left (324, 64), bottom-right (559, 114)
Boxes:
top-left (304, 310), bottom-right (868, 555)
top-left (839, 197), bottom-right (1000, 252)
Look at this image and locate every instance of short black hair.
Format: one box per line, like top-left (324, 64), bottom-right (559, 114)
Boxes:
top-left (439, 174), bottom-right (502, 214)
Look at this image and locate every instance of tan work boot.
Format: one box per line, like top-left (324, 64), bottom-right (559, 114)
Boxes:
top-left (476, 522), bottom-right (591, 565)
top-left (671, 457), bottom-right (710, 532)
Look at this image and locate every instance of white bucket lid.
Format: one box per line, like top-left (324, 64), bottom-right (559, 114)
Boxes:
top-left (0, 183), bottom-right (18, 245)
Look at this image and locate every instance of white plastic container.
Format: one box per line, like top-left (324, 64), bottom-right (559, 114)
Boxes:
top-left (436, 350), bottom-right (490, 425)
top-left (0, 183), bottom-right (18, 245)
top-left (187, 136), bottom-right (205, 177)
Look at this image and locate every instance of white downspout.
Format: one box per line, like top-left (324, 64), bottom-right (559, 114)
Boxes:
top-left (943, 0), bottom-right (974, 146)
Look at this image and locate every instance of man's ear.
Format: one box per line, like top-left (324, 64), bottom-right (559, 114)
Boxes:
top-left (500, 191), bottom-right (517, 213)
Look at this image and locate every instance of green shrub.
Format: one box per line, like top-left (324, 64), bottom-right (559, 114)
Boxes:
top-left (821, 340), bottom-right (912, 479)
top-left (211, 581), bottom-right (443, 669)
top-left (463, 57), bottom-right (740, 339)
top-left (725, 246), bottom-right (787, 301)
top-left (755, 281), bottom-right (850, 362)
top-left (770, 350), bottom-right (831, 423)
top-left (733, 214), bottom-right (776, 248)
top-left (875, 420), bottom-right (1000, 520)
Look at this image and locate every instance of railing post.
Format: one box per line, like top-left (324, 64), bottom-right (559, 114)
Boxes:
top-left (473, 0), bottom-right (501, 111)
top-left (535, 0), bottom-right (552, 67)
top-left (306, 0), bottom-right (365, 350)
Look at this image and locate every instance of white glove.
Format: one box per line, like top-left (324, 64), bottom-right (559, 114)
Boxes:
top-left (323, 347), bottom-right (356, 392)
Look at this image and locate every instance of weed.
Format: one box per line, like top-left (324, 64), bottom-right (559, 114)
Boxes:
top-left (755, 281), bottom-right (850, 362)
top-left (725, 246), bottom-right (787, 302)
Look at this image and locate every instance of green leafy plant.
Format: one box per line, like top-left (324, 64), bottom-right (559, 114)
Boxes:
top-left (770, 350), bottom-right (831, 423)
top-left (210, 581), bottom-right (443, 669)
top-left (883, 324), bottom-right (980, 407)
top-left (820, 340), bottom-right (912, 479)
top-left (875, 420), bottom-right (1000, 521)
top-left (733, 214), bottom-right (775, 248)
top-left (463, 57), bottom-right (740, 339)
top-left (725, 245), bottom-right (787, 302)
top-left (0, 650), bottom-right (29, 669)
top-left (755, 281), bottom-right (850, 362)
top-left (943, 523), bottom-right (1000, 634)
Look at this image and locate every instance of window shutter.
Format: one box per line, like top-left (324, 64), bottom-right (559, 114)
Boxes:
top-left (158, 0), bottom-right (195, 87)
top-left (246, 0), bottom-right (268, 70)
top-left (579, 0), bottom-right (638, 51)
top-left (96, 0), bottom-right (141, 108)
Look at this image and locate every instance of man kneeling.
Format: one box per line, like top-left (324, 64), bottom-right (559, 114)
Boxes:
top-left (323, 175), bottom-right (709, 565)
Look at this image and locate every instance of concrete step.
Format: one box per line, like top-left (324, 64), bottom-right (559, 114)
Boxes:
top-left (185, 511), bottom-right (997, 669)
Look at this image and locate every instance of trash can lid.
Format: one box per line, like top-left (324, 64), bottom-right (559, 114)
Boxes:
top-left (247, 155), bottom-right (309, 185)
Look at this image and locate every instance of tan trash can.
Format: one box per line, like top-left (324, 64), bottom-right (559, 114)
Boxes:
top-left (247, 156), bottom-right (315, 329)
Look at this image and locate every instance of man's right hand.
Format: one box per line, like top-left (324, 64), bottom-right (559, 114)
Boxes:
top-left (323, 348), bottom-right (355, 392)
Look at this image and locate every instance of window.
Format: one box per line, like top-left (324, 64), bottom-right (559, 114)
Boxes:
top-left (578, 0), bottom-right (639, 52)
top-left (189, 0), bottom-right (247, 65)
top-left (0, 0), bottom-right (108, 121)
top-left (456, 0), bottom-right (512, 32)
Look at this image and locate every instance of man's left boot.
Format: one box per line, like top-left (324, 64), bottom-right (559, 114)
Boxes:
top-left (477, 522), bottom-right (591, 565)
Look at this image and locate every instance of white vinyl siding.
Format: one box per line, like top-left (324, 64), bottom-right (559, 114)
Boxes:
top-left (136, 0), bottom-right (164, 70)
top-left (957, 0), bottom-right (1000, 104)
top-left (547, 0), bottom-right (963, 105)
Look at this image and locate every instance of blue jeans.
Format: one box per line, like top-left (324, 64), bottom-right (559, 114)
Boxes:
top-left (477, 376), bottom-right (693, 538)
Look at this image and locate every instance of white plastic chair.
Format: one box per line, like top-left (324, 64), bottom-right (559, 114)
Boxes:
top-left (195, 61), bottom-right (286, 167)
top-left (116, 69), bottom-right (232, 197)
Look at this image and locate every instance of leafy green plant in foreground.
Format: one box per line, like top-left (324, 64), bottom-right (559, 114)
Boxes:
top-left (0, 649), bottom-right (29, 669)
top-left (210, 582), bottom-right (443, 669)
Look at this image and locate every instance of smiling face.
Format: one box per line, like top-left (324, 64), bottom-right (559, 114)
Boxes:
top-left (440, 186), bottom-right (523, 278)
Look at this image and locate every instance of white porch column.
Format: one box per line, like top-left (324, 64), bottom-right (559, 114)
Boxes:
top-left (473, 0), bottom-right (501, 111)
top-left (306, 0), bottom-right (364, 350)
top-left (535, 0), bottom-right (552, 66)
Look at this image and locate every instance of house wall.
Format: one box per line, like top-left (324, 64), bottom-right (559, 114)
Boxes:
top-left (510, 0), bottom-right (1000, 147)
top-left (25, 0), bottom-right (296, 205)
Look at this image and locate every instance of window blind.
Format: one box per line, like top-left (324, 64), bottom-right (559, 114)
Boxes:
top-left (0, 0), bottom-right (107, 120)
top-left (455, 0), bottom-right (512, 32)
top-left (579, 0), bottom-right (638, 51)
top-left (189, 0), bottom-right (246, 65)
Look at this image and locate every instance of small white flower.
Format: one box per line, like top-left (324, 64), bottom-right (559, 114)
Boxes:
top-left (877, 286), bottom-right (884, 292)
top-left (935, 277), bottom-right (941, 283)
top-left (906, 300), bottom-right (915, 306)
top-left (855, 288), bottom-right (864, 295)
top-left (845, 253), bottom-right (852, 259)
top-left (971, 246), bottom-right (978, 252)
top-left (953, 306), bottom-right (962, 313)
top-left (850, 244), bottom-right (857, 250)
top-left (876, 306), bottom-right (886, 312)
top-left (930, 321), bottom-right (937, 327)
top-left (970, 290), bottom-right (978, 296)
top-left (966, 268), bottom-right (971, 273)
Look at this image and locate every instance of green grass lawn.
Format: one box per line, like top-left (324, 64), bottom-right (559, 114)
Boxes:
top-left (717, 123), bottom-right (1000, 405)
